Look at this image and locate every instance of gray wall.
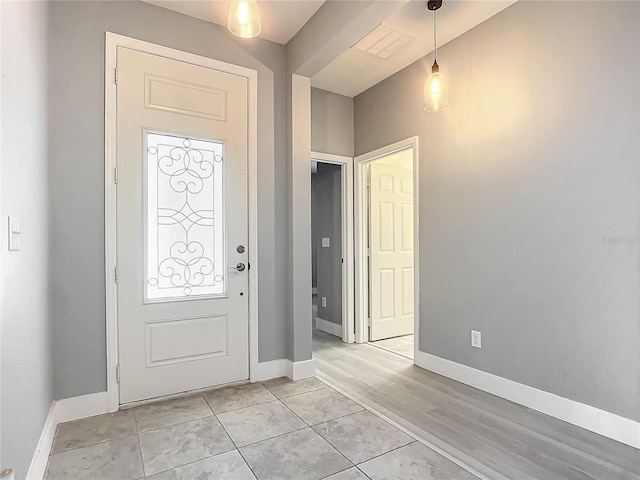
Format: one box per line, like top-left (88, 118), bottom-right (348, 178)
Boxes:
top-left (1, 1), bottom-right (54, 476)
top-left (48, 0), bottom-right (288, 399)
top-left (354, 1), bottom-right (640, 421)
top-left (311, 88), bottom-right (354, 157)
top-left (315, 163), bottom-right (343, 326)
top-left (286, 74), bottom-right (313, 362)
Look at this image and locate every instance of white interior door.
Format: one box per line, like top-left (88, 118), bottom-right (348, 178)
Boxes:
top-left (116, 47), bottom-right (249, 404)
top-left (369, 161), bottom-right (414, 341)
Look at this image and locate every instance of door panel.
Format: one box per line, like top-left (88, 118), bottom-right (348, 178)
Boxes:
top-left (116, 47), bottom-right (249, 404)
top-left (369, 161), bottom-right (414, 341)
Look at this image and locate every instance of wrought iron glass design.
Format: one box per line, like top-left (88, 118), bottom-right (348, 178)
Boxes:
top-left (145, 132), bottom-right (225, 301)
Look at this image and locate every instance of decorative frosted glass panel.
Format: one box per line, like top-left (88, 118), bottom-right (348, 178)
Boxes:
top-left (145, 132), bottom-right (225, 301)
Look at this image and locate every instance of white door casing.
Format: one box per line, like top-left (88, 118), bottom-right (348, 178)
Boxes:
top-left (116, 46), bottom-right (250, 404)
top-left (368, 161), bottom-right (415, 341)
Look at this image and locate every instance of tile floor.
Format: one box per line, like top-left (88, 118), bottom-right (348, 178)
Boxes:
top-left (44, 377), bottom-right (475, 480)
top-left (369, 335), bottom-right (414, 359)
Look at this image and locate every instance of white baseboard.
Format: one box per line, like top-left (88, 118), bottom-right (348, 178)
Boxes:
top-left (252, 359), bottom-right (289, 382)
top-left (288, 358), bottom-right (316, 381)
top-left (253, 358), bottom-right (316, 382)
top-left (53, 391), bottom-right (110, 424)
top-left (414, 350), bottom-right (640, 449)
top-left (315, 317), bottom-right (342, 337)
top-left (26, 392), bottom-right (110, 480)
top-left (26, 403), bottom-right (56, 480)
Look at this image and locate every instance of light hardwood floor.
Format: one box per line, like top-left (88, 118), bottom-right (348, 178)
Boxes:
top-left (313, 330), bottom-right (640, 480)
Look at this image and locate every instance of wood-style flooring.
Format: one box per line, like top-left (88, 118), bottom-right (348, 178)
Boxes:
top-left (313, 330), bottom-right (640, 480)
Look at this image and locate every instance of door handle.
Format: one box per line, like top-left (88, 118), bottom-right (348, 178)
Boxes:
top-left (230, 263), bottom-right (246, 272)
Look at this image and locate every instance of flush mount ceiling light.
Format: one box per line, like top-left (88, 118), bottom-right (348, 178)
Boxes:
top-left (228, 0), bottom-right (262, 39)
top-left (424, 0), bottom-right (448, 112)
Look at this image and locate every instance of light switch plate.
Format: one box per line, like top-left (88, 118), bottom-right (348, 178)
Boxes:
top-left (8, 217), bottom-right (21, 251)
top-left (471, 330), bottom-right (482, 348)
top-left (322, 237), bottom-right (330, 248)
top-left (321, 297), bottom-right (327, 308)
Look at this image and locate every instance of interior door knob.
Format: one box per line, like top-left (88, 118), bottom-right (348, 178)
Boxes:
top-left (231, 262), bottom-right (246, 272)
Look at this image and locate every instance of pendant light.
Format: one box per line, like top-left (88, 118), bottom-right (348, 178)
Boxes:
top-left (228, 0), bottom-right (262, 39)
top-left (424, 0), bottom-right (448, 112)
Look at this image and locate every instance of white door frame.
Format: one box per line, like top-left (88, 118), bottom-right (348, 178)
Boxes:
top-left (104, 32), bottom-right (259, 411)
top-left (354, 137), bottom-right (419, 358)
top-left (311, 152), bottom-right (355, 344)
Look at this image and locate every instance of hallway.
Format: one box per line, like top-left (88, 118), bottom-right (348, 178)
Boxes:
top-left (313, 331), bottom-right (640, 480)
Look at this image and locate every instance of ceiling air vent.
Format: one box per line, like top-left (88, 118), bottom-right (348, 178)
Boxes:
top-left (353, 25), bottom-right (412, 59)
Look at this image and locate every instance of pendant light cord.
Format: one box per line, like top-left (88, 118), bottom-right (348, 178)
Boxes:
top-left (433, 10), bottom-right (437, 63)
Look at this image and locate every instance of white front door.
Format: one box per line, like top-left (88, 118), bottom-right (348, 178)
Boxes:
top-left (369, 161), bottom-right (414, 341)
top-left (116, 47), bottom-right (249, 404)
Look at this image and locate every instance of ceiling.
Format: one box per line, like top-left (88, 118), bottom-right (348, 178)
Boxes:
top-left (311, 0), bottom-right (517, 97)
top-left (143, 0), bottom-right (517, 98)
top-left (143, 0), bottom-right (325, 45)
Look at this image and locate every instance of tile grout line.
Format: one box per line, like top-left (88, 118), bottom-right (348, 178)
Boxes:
top-left (203, 384), bottom-right (278, 415)
top-left (134, 428), bottom-right (146, 478)
top-left (212, 406), bottom-right (261, 480)
top-left (134, 398), bottom-right (216, 435)
top-left (225, 393), bottom-right (354, 474)
top-left (207, 396), bottom-right (279, 415)
top-left (271, 385), bottom-right (329, 400)
top-left (140, 396), bottom-right (249, 479)
top-left (303, 407), bottom-right (367, 428)
top-left (140, 448), bottom-right (239, 478)
top-left (276, 396), bottom-right (358, 472)
top-left (310, 414), bottom-right (416, 469)
top-left (353, 441), bottom-right (418, 467)
top-left (233, 444), bottom-right (260, 480)
top-left (355, 465), bottom-right (374, 480)
top-left (235, 425), bottom-right (310, 449)
top-left (132, 406), bottom-right (147, 478)
top-left (260, 381), bottom-right (328, 400)
top-left (317, 465), bottom-right (357, 480)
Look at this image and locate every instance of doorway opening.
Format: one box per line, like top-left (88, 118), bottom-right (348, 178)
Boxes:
top-left (355, 139), bottom-right (419, 361)
top-left (310, 152), bottom-right (354, 345)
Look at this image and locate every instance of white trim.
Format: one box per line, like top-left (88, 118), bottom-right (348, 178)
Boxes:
top-left (253, 359), bottom-right (289, 382)
top-left (315, 317), bottom-right (343, 337)
top-left (415, 351), bottom-right (640, 449)
top-left (311, 151), bottom-right (355, 344)
top-left (105, 32), bottom-right (259, 408)
top-left (311, 151), bottom-right (351, 165)
top-left (26, 403), bottom-right (56, 480)
top-left (354, 138), bottom-right (419, 347)
top-left (53, 392), bottom-right (111, 424)
top-left (247, 358), bottom-right (317, 382)
top-left (27, 392), bottom-right (110, 480)
top-left (288, 358), bottom-right (316, 381)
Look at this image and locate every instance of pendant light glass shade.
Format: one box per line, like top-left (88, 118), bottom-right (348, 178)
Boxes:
top-left (424, 62), bottom-right (448, 112)
top-left (228, 0), bottom-right (261, 39)
top-left (424, 2), bottom-right (448, 112)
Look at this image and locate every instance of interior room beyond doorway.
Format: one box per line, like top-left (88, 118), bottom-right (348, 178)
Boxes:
top-left (360, 146), bottom-right (416, 361)
top-left (312, 160), bottom-right (343, 339)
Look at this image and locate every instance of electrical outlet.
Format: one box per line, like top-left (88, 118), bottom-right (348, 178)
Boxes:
top-left (321, 297), bottom-right (327, 308)
top-left (471, 330), bottom-right (481, 348)
top-left (322, 237), bottom-right (330, 248)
